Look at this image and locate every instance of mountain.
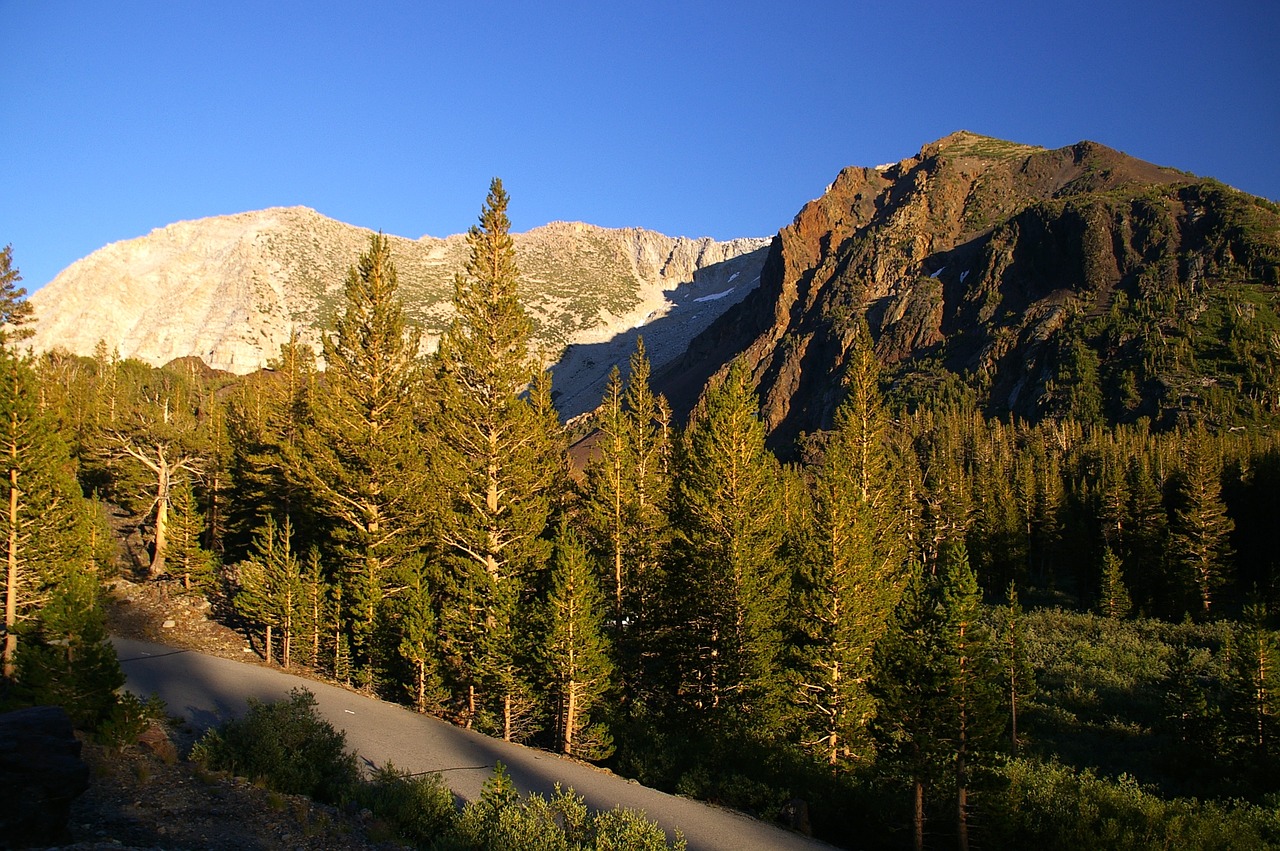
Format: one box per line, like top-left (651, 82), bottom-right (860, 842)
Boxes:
top-left (662, 131), bottom-right (1280, 449)
top-left (27, 207), bottom-right (770, 417)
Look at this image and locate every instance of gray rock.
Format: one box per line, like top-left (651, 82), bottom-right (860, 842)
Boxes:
top-left (0, 705), bottom-right (90, 849)
top-left (27, 207), bottom-right (769, 419)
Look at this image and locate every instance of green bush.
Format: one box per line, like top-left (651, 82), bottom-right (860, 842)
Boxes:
top-left (441, 762), bottom-right (684, 851)
top-left (590, 806), bottom-right (684, 851)
top-left (987, 757), bottom-right (1280, 850)
top-left (356, 764), bottom-right (457, 846)
top-left (95, 692), bottom-right (168, 750)
top-left (190, 687), bottom-right (358, 804)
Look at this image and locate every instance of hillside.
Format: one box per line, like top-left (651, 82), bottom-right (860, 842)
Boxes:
top-left (27, 208), bottom-right (770, 417)
top-left (662, 131), bottom-right (1280, 448)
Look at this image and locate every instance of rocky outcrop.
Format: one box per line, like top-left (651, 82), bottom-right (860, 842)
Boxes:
top-left (0, 705), bottom-right (89, 848)
top-left (27, 209), bottom-right (769, 415)
top-left (662, 131), bottom-right (1280, 447)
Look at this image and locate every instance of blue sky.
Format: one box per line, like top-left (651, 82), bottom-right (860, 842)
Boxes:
top-left (2, 1), bottom-right (1277, 292)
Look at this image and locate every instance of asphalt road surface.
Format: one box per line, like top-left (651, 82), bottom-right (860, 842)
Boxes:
top-left (114, 637), bottom-right (835, 851)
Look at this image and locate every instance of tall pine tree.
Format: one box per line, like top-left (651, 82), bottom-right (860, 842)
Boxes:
top-left (0, 249), bottom-right (121, 724)
top-left (872, 559), bottom-right (950, 851)
top-left (234, 515), bottom-right (303, 667)
top-left (433, 178), bottom-right (557, 739)
top-left (669, 360), bottom-right (788, 736)
top-left (794, 334), bottom-right (905, 769)
top-left (543, 524), bottom-right (614, 759)
top-left (292, 234), bottom-right (433, 687)
top-left (1171, 429), bottom-right (1234, 616)
top-left (165, 471), bottom-right (218, 594)
top-left (581, 338), bottom-right (672, 708)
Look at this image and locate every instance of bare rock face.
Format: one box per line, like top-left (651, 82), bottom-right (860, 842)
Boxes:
top-left (663, 131), bottom-right (1280, 448)
top-left (0, 705), bottom-right (90, 849)
top-left (27, 209), bottom-right (769, 415)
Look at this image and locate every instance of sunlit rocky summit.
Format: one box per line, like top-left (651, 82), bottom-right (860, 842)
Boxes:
top-left (28, 207), bottom-right (770, 416)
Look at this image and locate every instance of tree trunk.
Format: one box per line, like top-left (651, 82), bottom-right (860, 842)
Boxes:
top-left (829, 658), bottom-right (841, 766)
top-left (150, 464), bottom-right (171, 579)
top-left (614, 526), bottom-right (623, 636)
top-left (913, 779), bottom-right (925, 851)
top-left (416, 660), bottom-right (426, 713)
top-left (1258, 651), bottom-right (1269, 752)
top-left (2, 465), bottom-right (17, 680)
top-left (264, 623), bottom-right (273, 666)
top-left (333, 614), bottom-right (342, 680)
top-left (1010, 666), bottom-right (1020, 755)
top-left (563, 680), bottom-right (578, 756)
top-left (503, 692), bottom-right (513, 742)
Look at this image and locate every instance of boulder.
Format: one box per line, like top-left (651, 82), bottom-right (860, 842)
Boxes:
top-left (136, 723), bottom-right (177, 764)
top-left (0, 705), bottom-right (90, 849)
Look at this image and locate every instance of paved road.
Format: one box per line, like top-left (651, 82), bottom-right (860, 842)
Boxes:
top-left (114, 637), bottom-right (834, 851)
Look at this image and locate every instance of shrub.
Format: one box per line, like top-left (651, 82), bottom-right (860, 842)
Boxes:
top-left (355, 763), bottom-right (457, 846)
top-left (190, 687), bottom-right (358, 804)
top-left (987, 757), bottom-right (1280, 850)
top-left (443, 762), bottom-right (685, 850)
top-left (591, 806), bottom-right (684, 851)
top-left (95, 692), bottom-right (167, 750)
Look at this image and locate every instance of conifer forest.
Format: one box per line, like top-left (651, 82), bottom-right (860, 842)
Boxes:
top-left (8, 181), bottom-right (1280, 849)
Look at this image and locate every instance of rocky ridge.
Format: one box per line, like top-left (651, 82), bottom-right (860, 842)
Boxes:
top-left (29, 209), bottom-right (769, 417)
top-left (662, 131), bottom-right (1280, 446)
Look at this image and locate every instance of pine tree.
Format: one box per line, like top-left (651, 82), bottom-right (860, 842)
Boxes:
top-left (0, 251), bottom-right (121, 721)
top-left (1098, 547), bottom-right (1132, 619)
top-left (872, 544), bottom-right (999, 851)
top-left (583, 366), bottom-right (628, 635)
top-left (969, 420), bottom-right (1027, 593)
top-left (228, 333), bottom-right (316, 558)
top-left (1171, 429), bottom-right (1234, 616)
top-left (104, 362), bottom-right (206, 579)
top-left (478, 574), bottom-right (542, 743)
top-left (1228, 597), bottom-right (1280, 766)
top-left (197, 382), bottom-right (232, 559)
top-left (14, 558), bottom-right (124, 728)
top-left (291, 234), bottom-right (432, 685)
top-left (391, 554), bottom-right (444, 714)
top-left (939, 543), bottom-right (999, 851)
top-left (1, 348), bottom-right (101, 680)
top-left (581, 338), bottom-right (672, 707)
top-left (670, 360), bottom-right (787, 735)
top-left (297, 548), bottom-right (329, 669)
top-left (165, 472), bottom-right (218, 594)
top-left (433, 179), bottom-right (556, 738)
top-left (0, 245), bottom-right (34, 346)
top-left (543, 524), bottom-right (614, 759)
top-left (1028, 435), bottom-right (1066, 586)
top-left (998, 581), bottom-right (1035, 755)
top-left (794, 335), bottom-right (904, 769)
top-left (434, 177), bottom-right (549, 581)
top-left (916, 412), bottom-right (972, 571)
top-left (872, 560), bottom-right (950, 851)
top-left (1125, 453), bottom-right (1169, 614)
top-left (91, 340), bottom-right (120, 429)
top-left (234, 516), bottom-right (303, 667)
